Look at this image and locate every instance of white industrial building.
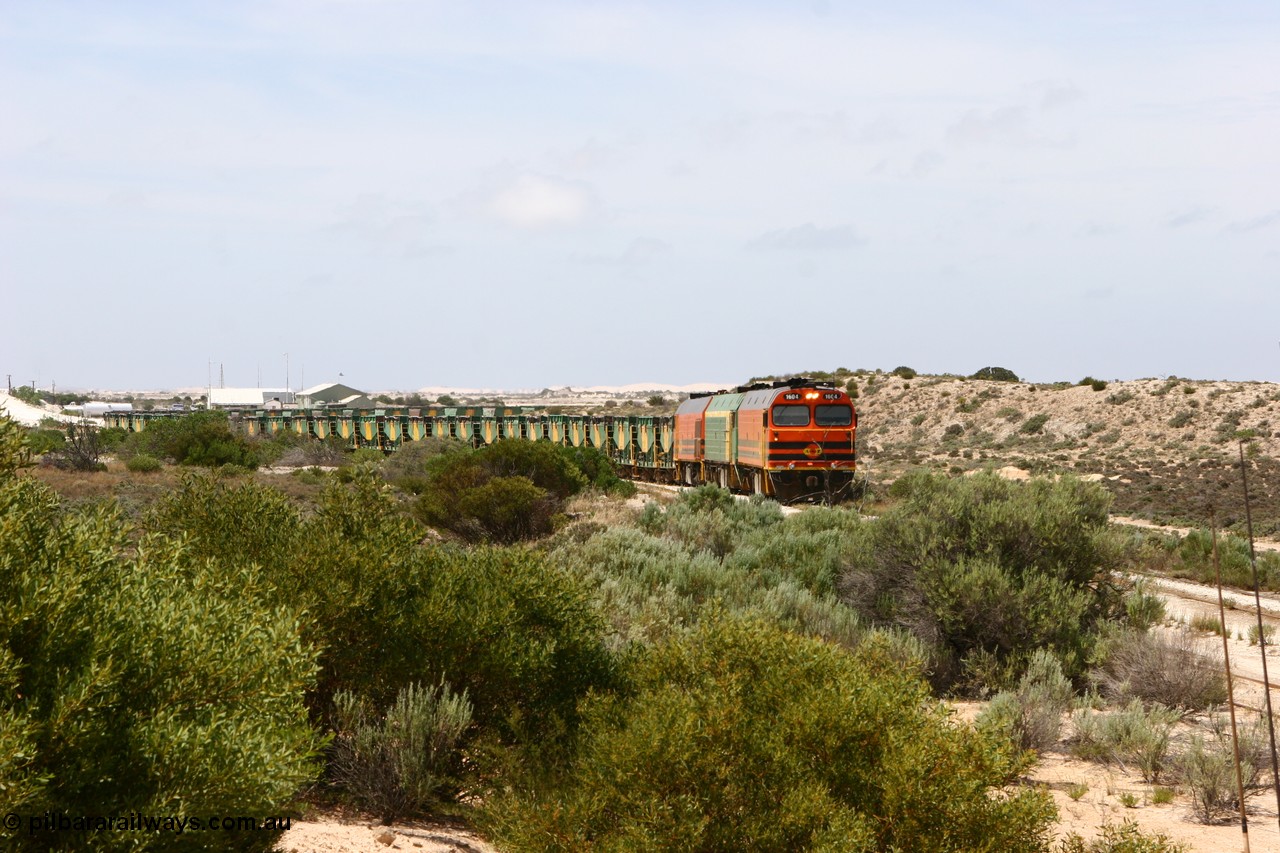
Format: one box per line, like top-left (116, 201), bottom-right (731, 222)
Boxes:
top-left (206, 388), bottom-right (296, 409)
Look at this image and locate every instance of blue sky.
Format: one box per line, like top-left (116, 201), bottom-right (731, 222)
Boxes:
top-left (2, 1), bottom-right (1278, 391)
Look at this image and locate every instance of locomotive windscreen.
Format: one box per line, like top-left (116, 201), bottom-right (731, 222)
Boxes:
top-left (772, 405), bottom-right (810, 426)
top-left (815, 405), bottom-right (853, 426)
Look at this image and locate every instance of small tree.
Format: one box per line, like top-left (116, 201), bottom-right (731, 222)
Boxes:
top-left (53, 422), bottom-right (103, 471)
top-left (971, 366), bottom-right (1019, 382)
top-left (647, 394), bottom-right (667, 407)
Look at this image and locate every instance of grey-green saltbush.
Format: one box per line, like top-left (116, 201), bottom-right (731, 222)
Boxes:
top-left (1176, 711), bottom-right (1268, 823)
top-left (331, 682), bottom-right (472, 822)
top-left (978, 650), bottom-right (1074, 754)
top-left (1096, 628), bottom-right (1226, 710)
top-left (1071, 700), bottom-right (1181, 782)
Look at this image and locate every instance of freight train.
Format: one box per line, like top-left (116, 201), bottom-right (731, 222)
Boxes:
top-left (102, 378), bottom-right (858, 503)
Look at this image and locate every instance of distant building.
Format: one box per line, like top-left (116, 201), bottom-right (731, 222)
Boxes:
top-left (297, 382), bottom-right (372, 410)
top-left (207, 388), bottom-right (295, 409)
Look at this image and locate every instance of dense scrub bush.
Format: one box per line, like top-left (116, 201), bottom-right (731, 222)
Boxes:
top-left (978, 650), bottom-right (1074, 754)
top-left (414, 440), bottom-right (629, 543)
top-left (381, 437), bottom-right (466, 490)
top-left (483, 619), bottom-right (1055, 853)
top-left (0, 416), bottom-right (319, 852)
top-left (123, 411), bottom-right (258, 468)
top-left (839, 471), bottom-right (1123, 692)
top-left (148, 472), bottom-right (617, 748)
top-left (1096, 628), bottom-right (1227, 710)
top-left (1166, 527), bottom-right (1280, 591)
top-left (96, 426), bottom-right (129, 451)
top-left (891, 365), bottom-right (917, 379)
top-left (330, 682), bottom-right (472, 822)
top-left (22, 426), bottom-right (64, 455)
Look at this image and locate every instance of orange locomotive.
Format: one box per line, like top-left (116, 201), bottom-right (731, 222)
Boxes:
top-left (674, 378), bottom-right (858, 503)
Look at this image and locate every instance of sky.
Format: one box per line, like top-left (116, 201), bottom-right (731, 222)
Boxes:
top-left (2, 1), bottom-right (1279, 392)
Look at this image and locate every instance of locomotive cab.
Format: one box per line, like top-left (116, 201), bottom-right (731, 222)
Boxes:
top-left (761, 386), bottom-right (857, 502)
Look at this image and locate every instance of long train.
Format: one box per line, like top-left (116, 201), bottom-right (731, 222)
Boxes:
top-left (103, 378), bottom-right (858, 503)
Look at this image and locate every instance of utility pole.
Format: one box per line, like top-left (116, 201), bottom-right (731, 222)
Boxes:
top-left (285, 353), bottom-right (290, 392)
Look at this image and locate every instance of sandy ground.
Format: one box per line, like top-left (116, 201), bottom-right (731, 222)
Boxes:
top-left (276, 816), bottom-right (496, 853)
top-left (0, 391), bottom-right (82, 426)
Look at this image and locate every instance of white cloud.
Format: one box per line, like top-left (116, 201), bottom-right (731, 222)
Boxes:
top-left (487, 175), bottom-right (591, 228)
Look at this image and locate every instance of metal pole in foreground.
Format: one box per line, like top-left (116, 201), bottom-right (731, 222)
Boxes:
top-left (1239, 440), bottom-right (1280, 833)
top-left (1213, 515), bottom-right (1251, 851)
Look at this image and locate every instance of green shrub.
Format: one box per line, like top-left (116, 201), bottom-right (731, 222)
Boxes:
top-left (414, 439), bottom-right (608, 543)
top-left (330, 682), bottom-right (472, 822)
top-left (1169, 528), bottom-right (1280, 592)
top-left (1020, 413), bottom-right (1050, 434)
top-left (639, 486), bottom-right (784, 559)
top-left (1248, 623), bottom-right (1274, 646)
top-left (1188, 613), bottom-right (1225, 635)
top-left (1057, 820), bottom-right (1187, 852)
top-left (483, 619), bottom-right (1055, 853)
top-left (11, 385), bottom-right (43, 405)
top-left (1123, 584), bottom-right (1166, 631)
top-left (95, 426), bottom-right (127, 451)
top-left (840, 471), bottom-right (1121, 691)
top-left (0, 415), bottom-right (320, 851)
top-left (123, 411), bottom-right (258, 469)
top-left (1106, 390), bottom-right (1136, 405)
top-left (23, 427), bottom-right (64, 455)
top-left (891, 365), bottom-right (917, 379)
top-left (971, 366), bottom-right (1020, 382)
top-left (1167, 410), bottom-right (1194, 428)
top-left (124, 453), bottom-right (162, 473)
top-left (148, 472), bottom-right (616, 747)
